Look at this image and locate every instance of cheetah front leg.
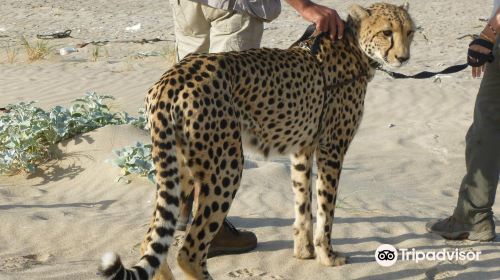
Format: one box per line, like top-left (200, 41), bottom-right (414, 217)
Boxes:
top-left (313, 144), bottom-right (347, 266)
top-left (290, 148), bottom-right (315, 259)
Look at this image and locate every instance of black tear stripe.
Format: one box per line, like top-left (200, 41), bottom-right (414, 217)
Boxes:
top-left (384, 33), bottom-right (394, 62)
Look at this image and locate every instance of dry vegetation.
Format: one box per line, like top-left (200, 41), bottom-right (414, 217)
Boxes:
top-left (161, 45), bottom-right (176, 65)
top-left (21, 36), bottom-right (52, 62)
top-left (4, 46), bottom-right (19, 63)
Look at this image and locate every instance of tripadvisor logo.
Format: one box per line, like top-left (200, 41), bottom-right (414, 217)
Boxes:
top-left (375, 244), bottom-right (398, 267)
top-left (375, 244), bottom-right (481, 267)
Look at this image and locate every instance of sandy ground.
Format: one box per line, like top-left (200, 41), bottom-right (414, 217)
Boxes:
top-left (1, 0), bottom-right (499, 279)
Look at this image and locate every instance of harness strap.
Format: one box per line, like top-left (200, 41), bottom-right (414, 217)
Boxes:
top-left (307, 47), bottom-right (329, 144)
top-left (290, 24), bottom-right (330, 55)
top-left (291, 24), bottom-right (317, 47)
top-left (294, 24), bottom-right (368, 143)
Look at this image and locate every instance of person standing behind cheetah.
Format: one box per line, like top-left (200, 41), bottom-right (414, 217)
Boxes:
top-left (169, 0), bottom-right (345, 258)
top-left (427, 1), bottom-right (500, 241)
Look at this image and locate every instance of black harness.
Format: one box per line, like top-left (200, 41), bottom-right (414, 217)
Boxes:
top-left (292, 25), bottom-right (373, 144)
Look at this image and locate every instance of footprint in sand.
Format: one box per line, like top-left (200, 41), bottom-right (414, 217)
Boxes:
top-left (227, 268), bottom-right (285, 279)
top-left (425, 261), bottom-right (466, 280)
top-left (425, 266), bottom-right (460, 280)
top-left (31, 212), bottom-right (50, 221)
top-left (440, 190), bottom-right (455, 197)
top-left (0, 253), bottom-right (51, 272)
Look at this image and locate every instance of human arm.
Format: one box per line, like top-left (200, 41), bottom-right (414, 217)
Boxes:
top-left (285, 0), bottom-right (344, 40)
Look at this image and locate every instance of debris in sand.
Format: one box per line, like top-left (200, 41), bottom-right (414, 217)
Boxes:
top-left (456, 34), bottom-right (479, 40)
top-left (37, 29), bottom-right (72, 39)
top-left (76, 37), bottom-right (172, 48)
top-left (136, 50), bottom-right (161, 58)
top-left (415, 26), bottom-right (429, 43)
top-left (388, 123), bottom-right (396, 128)
top-left (59, 47), bottom-right (78, 55)
top-left (125, 23), bottom-right (141, 32)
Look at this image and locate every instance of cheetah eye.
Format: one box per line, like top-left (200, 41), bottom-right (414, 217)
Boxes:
top-left (383, 30), bottom-right (393, 37)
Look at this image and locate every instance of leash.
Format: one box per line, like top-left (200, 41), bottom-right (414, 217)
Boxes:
top-left (375, 38), bottom-right (498, 78)
top-left (293, 24), bottom-right (473, 80)
top-left (376, 63), bottom-right (469, 79)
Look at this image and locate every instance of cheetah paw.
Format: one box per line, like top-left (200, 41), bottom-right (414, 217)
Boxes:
top-left (315, 249), bottom-right (346, 266)
top-left (293, 243), bottom-right (315, 259)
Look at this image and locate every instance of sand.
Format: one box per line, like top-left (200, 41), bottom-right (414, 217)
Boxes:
top-left (1, 0), bottom-right (499, 279)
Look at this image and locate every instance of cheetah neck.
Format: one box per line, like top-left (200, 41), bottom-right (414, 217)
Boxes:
top-left (345, 16), bottom-right (382, 70)
top-left (313, 21), bottom-right (376, 86)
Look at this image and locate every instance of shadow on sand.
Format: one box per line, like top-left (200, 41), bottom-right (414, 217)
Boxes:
top-left (0, 200), bottom-right (116, 210)
top-left (25, 134), bottom-right (96, 186)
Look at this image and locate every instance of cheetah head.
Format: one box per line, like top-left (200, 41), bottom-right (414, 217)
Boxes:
top-left (349, 2), bottom-right (415, 68)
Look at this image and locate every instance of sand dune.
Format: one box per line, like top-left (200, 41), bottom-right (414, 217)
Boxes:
top-left (1, 0), bottom-right (499, 279)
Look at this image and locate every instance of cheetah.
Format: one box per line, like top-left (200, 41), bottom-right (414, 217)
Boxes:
top-left (100, 3), bottom-right (415, 280)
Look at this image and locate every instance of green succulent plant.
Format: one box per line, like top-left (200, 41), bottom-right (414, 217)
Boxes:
top-left (0, 92), bottom-right (147, 174)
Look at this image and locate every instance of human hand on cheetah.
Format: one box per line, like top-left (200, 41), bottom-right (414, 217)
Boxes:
top-left (286, 0), bottom-right (344, 41)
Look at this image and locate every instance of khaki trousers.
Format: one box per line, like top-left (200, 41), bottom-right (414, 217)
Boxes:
top-left (169, 0), bottom-right (264, 60)
top-left (453, 36), bottom-right (500, 225)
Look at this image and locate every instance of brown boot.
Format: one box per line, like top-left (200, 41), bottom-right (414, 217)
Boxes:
top-left (207, 219), bottom-right (257, 258)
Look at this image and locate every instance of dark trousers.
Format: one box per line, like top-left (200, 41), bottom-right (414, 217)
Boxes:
top-left (453, 37), bottom-right (500, 224)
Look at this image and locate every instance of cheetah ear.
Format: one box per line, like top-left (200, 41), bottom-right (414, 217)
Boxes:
top-left (401, 2), bottom-right (410, 11)
top-left (349, 4), bottom-right (370, 21)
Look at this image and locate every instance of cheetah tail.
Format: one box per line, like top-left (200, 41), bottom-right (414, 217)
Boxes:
top-left (99, 114), bottom-right (180, 280)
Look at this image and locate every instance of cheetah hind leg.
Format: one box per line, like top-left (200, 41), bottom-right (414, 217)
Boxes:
top-left (140, 233), bottom-right (174, 280)
top-left (176, 143), bottom-right (244, 279)
top-left (139, 149), bottom-right (195, 280)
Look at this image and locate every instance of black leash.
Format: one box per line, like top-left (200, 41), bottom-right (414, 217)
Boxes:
top-left (293, 24), bottom-right (474, 80)
top-left (376, 63), bottom-right (469, 79)
top-left (379, 38), bottom-right (496, 79)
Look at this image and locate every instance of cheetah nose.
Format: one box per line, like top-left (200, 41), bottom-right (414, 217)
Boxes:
top-left (396, 55), bottom-right (409, 63)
